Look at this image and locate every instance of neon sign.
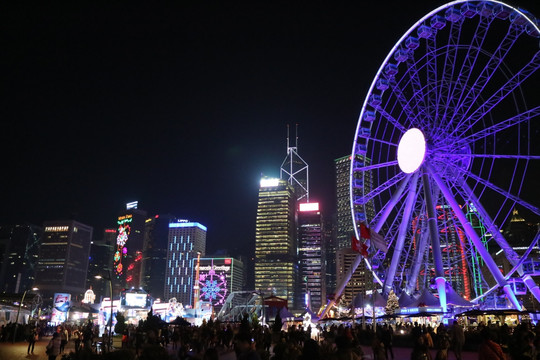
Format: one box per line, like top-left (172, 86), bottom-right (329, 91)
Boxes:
top-left (114, 215), bottom-right (133, 276)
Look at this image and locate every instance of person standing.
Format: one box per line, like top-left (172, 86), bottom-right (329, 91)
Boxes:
top-left (382, 324), bottom-right (394, 360)
top-left (27, 327), bottom-right (38, 354)
top-left (451, 321), bottom-right (465, 360)
top-left (478, 330), bottom-right (505, 360)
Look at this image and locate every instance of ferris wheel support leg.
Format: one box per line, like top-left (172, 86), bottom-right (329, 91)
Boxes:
top-left (422, 170), bottom-right (447, 312)
top-left (320, 255), bottom-right (364, 319)
top-left (426, 165), bottom-right (522, 310)
top-left (383, 172), bottom-right (420, 296)
top-left (523, 275), bottom-right (540, 305)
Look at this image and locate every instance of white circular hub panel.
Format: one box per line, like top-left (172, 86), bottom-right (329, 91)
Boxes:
top-left (397, 128), bottom-right (426, 174)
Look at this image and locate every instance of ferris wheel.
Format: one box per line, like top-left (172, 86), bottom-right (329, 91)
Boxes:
top-left (349, 0), bottom-right (540, 312)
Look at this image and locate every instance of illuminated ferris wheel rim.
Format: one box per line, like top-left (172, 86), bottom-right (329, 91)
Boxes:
top-left (353, 0), bottom-right (539, 137)
top-left (348, 0), bottom-right (540, 308)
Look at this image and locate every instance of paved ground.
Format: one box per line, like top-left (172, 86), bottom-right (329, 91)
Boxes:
top-left (0, 338), bottom-right (483, 359)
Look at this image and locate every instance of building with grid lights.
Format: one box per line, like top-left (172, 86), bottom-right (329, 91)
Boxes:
top-left (34, 220), bottom-right (93, 300)
top-left (255, 177), bottom-right (297, 308)
top-left (297, 202), bottom-right (325, 311)
top-left (165, 221), bottom-right (206, 306)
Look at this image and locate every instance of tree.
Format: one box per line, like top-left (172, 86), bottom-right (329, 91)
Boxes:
top-left (114, 312), bottom-right (127, 335)
top-left (385, 290), bottom-right (400, 315)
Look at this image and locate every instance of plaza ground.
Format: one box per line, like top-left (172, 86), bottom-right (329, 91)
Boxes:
top-left (0, 336), bottom-right (484, 359)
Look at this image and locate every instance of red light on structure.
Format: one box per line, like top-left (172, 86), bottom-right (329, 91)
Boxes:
top-left (224, 258), bottom-right (231, 265)
top-left (155, 215), bottom-right (159, 218)
top-left (126, 276), bottom-right (133, 282)
top-left (105, 229), bottom-right (116, 233)
top-left (128, 264), bottom-right (135, 271)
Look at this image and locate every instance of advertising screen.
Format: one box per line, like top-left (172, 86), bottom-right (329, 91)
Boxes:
top-left (51, 293), bottom-right (71, 324)
top-left (125, 292), bottom-right (147, 308)
top-left (197, 258), bottom-right (232, 308)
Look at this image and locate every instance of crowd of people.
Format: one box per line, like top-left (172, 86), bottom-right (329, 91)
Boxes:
top-left (3, 316), bottom-right (540, 359)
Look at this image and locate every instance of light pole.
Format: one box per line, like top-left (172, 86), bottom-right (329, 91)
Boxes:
top-left (12, 287), bottom-right (38, 343)
top-left (95, 270), bottom-right (113, 351)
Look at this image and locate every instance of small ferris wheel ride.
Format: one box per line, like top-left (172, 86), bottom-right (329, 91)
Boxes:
top-left (333, 0), bottom-right (540, 314)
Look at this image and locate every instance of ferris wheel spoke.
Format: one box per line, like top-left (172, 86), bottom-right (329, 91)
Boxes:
top-left (448, 26), bottom-right (524, 135)
top-left (425, 33), bottom-right (439, 126)
top-left (370, 174), bottom-right (411, 232)
top-left (403, 54), bottom-right (429, 126)
top-left (441, 153), bottom-right (540, 160)
top-left (443, 15), bottom-right (493, 131)
top-left (366, 137), bottom-right (399, 148)
top-left (455, 104), bottom-right (540, 145)
top-left (453, 165), bottom-right (540, 216)
top-left (450, 50), bottom-right (540, 139)
top-left (375, 106), bottom-right (407, 133)
top-left (439, 19), bottom-right (463, 128)
top-left (356, 171), bottom-right (407, 211)
top-left (387, 77), bottom-right (422, 129)
top-left (353, 160), bottom-right (398, 172)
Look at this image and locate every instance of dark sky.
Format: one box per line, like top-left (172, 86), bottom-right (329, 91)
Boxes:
top-left (1, 1), bottom-right (539, 257)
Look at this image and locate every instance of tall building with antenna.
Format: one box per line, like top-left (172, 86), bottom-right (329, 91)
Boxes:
top-left (280, 124), bottom-right (309, 202)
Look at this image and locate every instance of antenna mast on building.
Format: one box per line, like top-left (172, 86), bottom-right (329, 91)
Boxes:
top-left (280, 124), bottom-right (309, 202)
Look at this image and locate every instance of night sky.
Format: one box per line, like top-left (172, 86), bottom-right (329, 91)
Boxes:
top-left (2, 1), bottom-right (539, 258)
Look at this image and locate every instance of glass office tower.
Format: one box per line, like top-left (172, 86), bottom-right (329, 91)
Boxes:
top-left (255, 177), bottom-right (297, 308)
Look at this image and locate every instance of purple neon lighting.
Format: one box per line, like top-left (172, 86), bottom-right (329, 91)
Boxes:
top-left (427, 165), bottom-right (521, 309)
top-left (435, 277), bottom-right (448, 313)
top-left (341, 0), bottom-right (540, 318)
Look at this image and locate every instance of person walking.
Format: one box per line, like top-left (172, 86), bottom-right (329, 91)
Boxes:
top-left (451, 321), bottom-right (465, 360)
top-left (46, 332), bottom-right (62, 360)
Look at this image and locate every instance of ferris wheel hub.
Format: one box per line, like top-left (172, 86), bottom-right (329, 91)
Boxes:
top-left (397, 128), bottom-right (426, 174)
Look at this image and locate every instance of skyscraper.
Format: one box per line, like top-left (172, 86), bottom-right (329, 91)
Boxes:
top-left (86, 228), bottom-right (116, 300)
top-left (34, 220), bottom-right (93, 300)
top-left (297, 202), bottom-right (325, 310)
top-left (255, 177), bottom-right (297, 308)
top-left (142, 214), bottom-right (176, 301)
top-left (334, 155), bottom-right (375, 305)
top-left (0, 224), bottom-right (42, 293)
top-left (113, 202), bottom-right (147, 290)
top-left (335, 154), bottom-right (376, 250)
top-left (165, 220), bottom-right (207, 306)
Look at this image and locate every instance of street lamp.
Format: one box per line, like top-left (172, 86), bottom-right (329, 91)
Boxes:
top-left (12, 287), bottom-right (39, 343)
top-left (95, 270), bottom-right (113, 351)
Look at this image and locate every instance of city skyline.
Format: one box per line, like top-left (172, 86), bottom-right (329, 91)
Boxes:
top-left (2, 0), bottom-right (540, 262)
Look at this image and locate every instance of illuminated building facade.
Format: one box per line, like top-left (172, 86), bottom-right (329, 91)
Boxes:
top-left (334, 155), bottom-right (375, 302)
top-left (113, 203), bottom-right (147, 289)
top-left (335, 155), bottom-right (376, 250)
top-left (255, 177), bottom-right (298, 308)
top-left (297, 202), bottom-right (325, 310)
top-left (165, 220), bottom-right (207, 306)
top-left (87, 228), bottom-right (116, 301)
top-left (336, 248), bottom-right (371, 308)
top-left (196, 257), bottom-right (244, 311)
top-left (335, 155), bottom-right (354, 251)
top-left (34, 220), bottom-right (93, 299)
top-left (142, 214), bottom-right (176, 301)
top-left (0, 224), bottom-right (42, 293)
